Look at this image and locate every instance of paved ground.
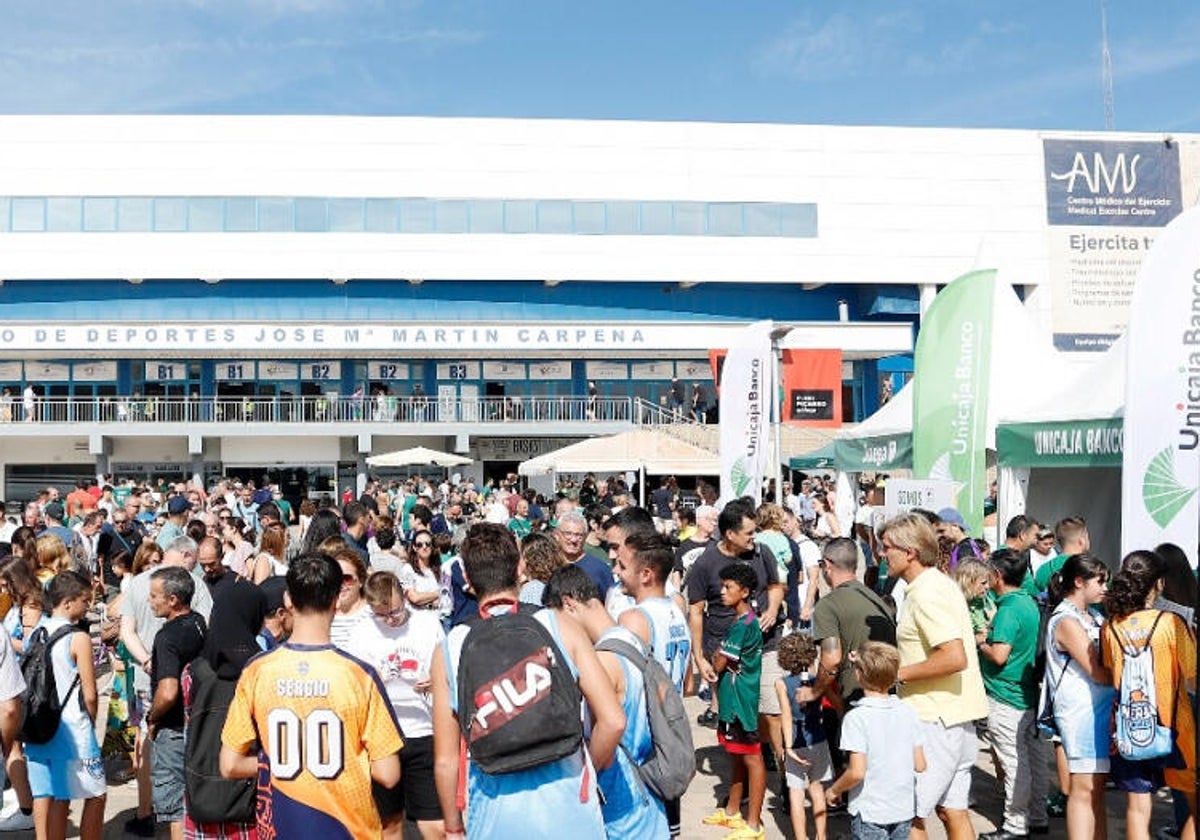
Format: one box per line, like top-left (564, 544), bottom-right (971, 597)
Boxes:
top-left (6, 693), bottom-right (1178, 838)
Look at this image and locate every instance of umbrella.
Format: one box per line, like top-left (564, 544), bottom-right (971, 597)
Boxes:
top-left (366, 446), bottom-right (472, 468)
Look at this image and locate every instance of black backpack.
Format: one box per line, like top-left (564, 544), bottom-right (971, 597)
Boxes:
top-left (457, 608), bottom-right (583, 774)
top-left (184, 659), bottom-right (255, 823)
top-left (20, 624), bottom-right (81, 745)
top-left (595, 636), bottom-right (696, 801)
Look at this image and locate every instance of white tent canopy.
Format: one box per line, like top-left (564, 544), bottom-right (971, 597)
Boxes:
top-left (836, 382), bottom-right (912, 443)
top-left (518, 428), bottom-right (718, 477)
top-left (366, 446), bottom-right (472, 468)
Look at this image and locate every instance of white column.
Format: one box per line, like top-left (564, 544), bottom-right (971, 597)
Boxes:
top-left (919, 283), bottom-right (939, 316)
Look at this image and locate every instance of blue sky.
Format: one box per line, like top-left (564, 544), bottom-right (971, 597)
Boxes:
top-left (0, 1), bottom-right (1197, 131)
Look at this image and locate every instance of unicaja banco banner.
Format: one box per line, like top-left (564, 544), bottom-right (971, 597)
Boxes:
top-left (1122, 206), bottom-right (1200, 565)
top-left (912, 270), bottom-right (996, 535)
top-left (719, 321), bottom-right (773, 505)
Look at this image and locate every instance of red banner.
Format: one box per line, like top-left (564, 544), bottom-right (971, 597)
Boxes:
top-left (781, 349), bottom-right (842, 427)
top-left (708, 349), bottom-right (726, 395)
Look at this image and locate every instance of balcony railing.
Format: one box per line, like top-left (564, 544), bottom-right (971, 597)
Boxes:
top-left (0, 395), bottom-right (689, 426)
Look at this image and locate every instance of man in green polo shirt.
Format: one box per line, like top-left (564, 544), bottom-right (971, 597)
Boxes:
top-left (977, 548), bottom-right (1047, 840)
top-left (1030, 516), bottom-right (1090, 594)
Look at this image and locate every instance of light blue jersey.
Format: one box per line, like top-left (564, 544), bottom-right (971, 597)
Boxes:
top-left (594, 627), bottom-right (668, 840)
top-left (445, 608), bottom-right (606, 840)
top-left (636, 597), bottom-right (691, 694)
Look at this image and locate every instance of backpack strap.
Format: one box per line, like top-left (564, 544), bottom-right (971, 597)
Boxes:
top-left (45, 624), bottom-right (83, 704)
top-left (595, 637), bottom-right (649, 672)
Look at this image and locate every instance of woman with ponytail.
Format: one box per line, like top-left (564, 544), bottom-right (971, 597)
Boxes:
top-left (1101, 550), bottom-right (1197, 840)
top-left (1042, 553), bottom-right (1114, 840)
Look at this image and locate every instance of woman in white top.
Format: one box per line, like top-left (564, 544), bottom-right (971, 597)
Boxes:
top-left (1043, 552), bottom-right (1114, 840)
top-left (399, 530), bottom-right (441, 611)
top-left (811, 492), bottom-right (840, 541)
top-left (330, 547), bottom-right (374, 651)
top-left (248, 522), bottom-right (289, 583)
top-left (220, 516), bottom-right (255, 578)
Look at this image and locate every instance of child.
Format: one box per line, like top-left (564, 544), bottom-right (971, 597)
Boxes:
top-left (702, 563), bottom-right (766, 840)
top-left (954, 558), bottom-right (995, 644)
top-left (774, 632), bottom-right (829, 840)
top-left (25, 570), bottom-right (107, 840)
top-left (826, 642), bottom-right (925, 840)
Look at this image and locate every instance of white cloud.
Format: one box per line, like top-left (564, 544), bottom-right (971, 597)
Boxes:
top-left (754, 9), bottom-right (923, 80)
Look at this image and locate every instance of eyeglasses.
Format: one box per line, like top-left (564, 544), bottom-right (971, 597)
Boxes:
top-left (374, 606), bottom-right (409, 625)
top-left (558, 531), bottom-right (585, 540)
top-left (219, 515), bottom-right (231, 521)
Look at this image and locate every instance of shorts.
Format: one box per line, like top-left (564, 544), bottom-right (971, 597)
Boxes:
top-left (27, 753), bottom-right (106, 802)
top-left (1110, 753), bottom-right (1165, 794)
top-left (785, 741), bottom-right (833, 788)
top-left (152, 727), bottom-right (187, 823)
top-left (758, 650), bottom-right (783, 715)
top-left (370, 736), bottom-right (441, 822)
top-left (914, 719), bottom-right (976, 817)
top-left (717, 719), bottom-right (761, 756)
top-left (851, 813), bottom-right (912, 840)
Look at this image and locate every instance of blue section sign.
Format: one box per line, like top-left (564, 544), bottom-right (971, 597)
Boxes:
top-left (1044, 139), bottom-right (1182, 228)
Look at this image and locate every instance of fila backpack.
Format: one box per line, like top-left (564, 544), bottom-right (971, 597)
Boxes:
top-left (456, 608), bottom-right (583, 774)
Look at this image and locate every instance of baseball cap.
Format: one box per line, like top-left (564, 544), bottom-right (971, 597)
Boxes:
top-left (936, 507), bottom-right (967, 529)
top-left (167, 496), bottom-right (191, 515)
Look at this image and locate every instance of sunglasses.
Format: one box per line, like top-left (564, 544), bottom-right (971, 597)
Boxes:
top-left (342, 573), bottom-right (358, 584)
top-left (414, 541), bottom-right (432, 548)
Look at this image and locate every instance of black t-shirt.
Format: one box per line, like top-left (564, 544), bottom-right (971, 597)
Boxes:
top-left (674, 536), bottom-right (712, 578)
top-left (151, 611), bottom-right (207, 730)
top-left (650, 487), bottom-right (674, 519)
top-left (687, 541), bottom-right (781, 654)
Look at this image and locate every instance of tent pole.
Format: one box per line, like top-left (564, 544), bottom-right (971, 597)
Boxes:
top-left (639, 465), bottom-right (645, 508)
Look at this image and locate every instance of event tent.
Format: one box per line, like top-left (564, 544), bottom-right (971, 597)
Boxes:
top-left (995, 338), bottom-right (1125, 564)
top-left (518, 427), bottom-right (719, 478)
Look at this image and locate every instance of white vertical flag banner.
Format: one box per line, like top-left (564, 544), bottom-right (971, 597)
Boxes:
top-left (719, 320), bottom-right (774, 505)
top-left (1122, 206), bottom-right (1200, 565)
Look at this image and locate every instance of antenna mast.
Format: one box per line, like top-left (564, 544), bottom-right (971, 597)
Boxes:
top-left (1100, 0), bottom-right (1115, 130)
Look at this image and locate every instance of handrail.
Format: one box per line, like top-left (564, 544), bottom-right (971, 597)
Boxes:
top-left (0, 395), bottom-right (640, 425)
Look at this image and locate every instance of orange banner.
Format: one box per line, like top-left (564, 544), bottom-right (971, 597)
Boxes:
top-left (708, 349), bottom-right (726, 395)
top-left (781, 349), bottom-right (842, 427)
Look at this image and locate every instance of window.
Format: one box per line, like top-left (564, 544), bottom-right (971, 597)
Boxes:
top-left (259, 198), bottom-right (294, 232)
top-left (605, 201), bottom-right (639, 234)
top-left (707, 203), bottom-right (743, 236)
top-left (47, 198), bottom-right (81, 232)
top-left (434, 200), bottom-right (468, 234)
top-left (469, 200), bottom-right (504, 233)
top-left (11, 198), bottom-right (45, 232)
top-left (744, 203), bottom-right (780, 236)
top-left (118, 198), bottom-right (153, 231)
top-left (365, 199), bottom-right (396, 233)
top-left (503, 200), bottom-right (537, 233)
top-left (225, 198), bottom-right (257, 232)
top-left (537, 201), bottom-right (571, 234)
top-left (573, 202), bottom-right (606, 234)
top-left (328, 199), bottom-right (364, 232)
top-left (83, 198), bottom-right (117, 231)
top-left (154, 198), bottom-right (187, 232)
top-left (639, 202), bottom-right (673, 235)
top-left (674, 202), bottom-right (707, 235)
top-left (188, 198), bottom-right (223, 232)
top-left (398, 199), bottom-right (434, 233)
top-left (295, 198), bottom-right (327, 232)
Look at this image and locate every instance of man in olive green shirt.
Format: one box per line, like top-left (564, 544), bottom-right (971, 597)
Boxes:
top-left (977, 549), bottom-right (1047, 840)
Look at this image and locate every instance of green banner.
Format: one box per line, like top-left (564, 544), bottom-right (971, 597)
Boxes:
top-left (997, 420), bottom-right (1123, 467)
top-left (833, 434), bottom-right (913, 471)
top-left (788, 442), bottom-right (837, 471)
top-left (912, 270), bottom-right (996, 534)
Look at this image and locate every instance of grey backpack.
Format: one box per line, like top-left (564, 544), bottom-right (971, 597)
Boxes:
top-left (595, 636), bottom-right (696, 801)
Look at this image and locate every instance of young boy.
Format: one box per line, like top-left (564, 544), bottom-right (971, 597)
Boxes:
top-left (702, 563), bottom-right (766, 840)
top-left (775, 632), bottom-right (830, 840)
top-left (826, 642), bottom-right (926, 840)
top-left (25, 570), bottom-right (107, 840)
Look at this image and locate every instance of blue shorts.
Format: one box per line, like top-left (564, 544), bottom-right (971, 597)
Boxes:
top-left (1110, 753), bottom-right (1164, 794)
top-left (151, 727), bottom-right (186, 822)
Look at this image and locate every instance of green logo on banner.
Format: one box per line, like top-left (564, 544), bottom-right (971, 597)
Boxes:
top-left (1143, 447), bottom-right (1198, 527)
top-left (731, 457), bottom-right (752, 497)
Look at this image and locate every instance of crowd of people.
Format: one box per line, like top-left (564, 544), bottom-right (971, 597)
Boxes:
top-left (0, 472), bottom-right (1192, 840)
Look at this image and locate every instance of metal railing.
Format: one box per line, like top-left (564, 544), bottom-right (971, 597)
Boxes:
top-left (1, 395), bottom-right (654, 425)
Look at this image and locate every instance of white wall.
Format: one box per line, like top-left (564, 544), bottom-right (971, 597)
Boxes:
top-left (0, 116), bottom-right (1188, 289)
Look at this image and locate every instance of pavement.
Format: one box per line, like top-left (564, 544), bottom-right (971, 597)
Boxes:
top-left (3, 694), bottom-right (1178, 838)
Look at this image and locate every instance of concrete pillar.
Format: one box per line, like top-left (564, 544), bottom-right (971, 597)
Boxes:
top-left (919, 283), bottom-right (938, 317)
top-left (357, 433), bottom-right (371, 496)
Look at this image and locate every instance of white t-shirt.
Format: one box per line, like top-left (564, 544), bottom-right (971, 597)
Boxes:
top-left (0, 623), bottom-right (24, 701)
top-left (839, 695), bottom-right (924, 824)
top-left (794, 536), bottom-right (822, 615)
top-left (358, 610), bottom-right (444, 738)
top-left (330, 603), bottom-right (375, 653)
